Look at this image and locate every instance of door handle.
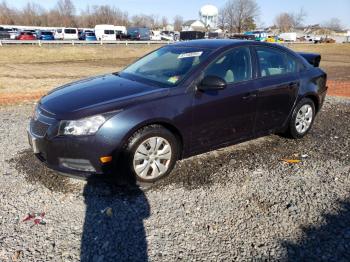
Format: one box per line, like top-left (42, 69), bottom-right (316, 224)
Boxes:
top-left (242, 92), bottom-right (257, 100)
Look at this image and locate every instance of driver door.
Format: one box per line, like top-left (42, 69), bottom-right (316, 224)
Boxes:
top-left (190, 46), bottom-right (258, 153)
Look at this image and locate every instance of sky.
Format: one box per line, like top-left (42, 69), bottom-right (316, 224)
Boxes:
top-left (10, 0), bottom-right (350, 28)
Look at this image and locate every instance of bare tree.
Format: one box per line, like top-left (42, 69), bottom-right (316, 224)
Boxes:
top-left (0, 1), bottom-right (17, 24)
top-left (218, 7), bottom-right (227, 31)
top-left (173, 15), bottom-right (183, 31)
top-left (323, 18), bottom-right (343, 31)
top-left (56, 0), bottom-right (76, 27)
top-left (274, 12), bottom-right (294, 32)
top-left (131, 14), bottom-right (159, 29)
top-left (46, 9), bottom-right (61, 27)
top-left (78, 5), bottom-right (129, 28)
top-left (292, 8), bottom-right (307, 28)
top-left (274, 8), bottom-right (307, 32)
top-left (161, 16), bottom-right (168, 29)
top-left (221, 0), bottom-right (259, 33)
top-left (20, 2), bottom-right (45, 26)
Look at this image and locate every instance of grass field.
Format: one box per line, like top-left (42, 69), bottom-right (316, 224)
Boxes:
top-left (289, 44), bottom-right (350, 81)
top-left (0, 43), bottom-right (349, 105)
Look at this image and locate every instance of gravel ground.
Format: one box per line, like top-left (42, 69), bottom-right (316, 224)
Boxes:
top-left (0, 97), bottom-right (349, 261)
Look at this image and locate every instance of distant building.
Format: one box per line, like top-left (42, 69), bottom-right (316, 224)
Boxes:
top-left (182, 20), bottom-right (206, 32)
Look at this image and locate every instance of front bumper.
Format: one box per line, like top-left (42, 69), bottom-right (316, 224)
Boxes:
top-left (27, 116), bottom-right (119, 178)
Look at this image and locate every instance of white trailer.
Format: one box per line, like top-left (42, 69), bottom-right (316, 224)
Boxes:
top-left (279, 32), bottom-right (297, 42)
top-left (95, 25), bottom-right (116, 41)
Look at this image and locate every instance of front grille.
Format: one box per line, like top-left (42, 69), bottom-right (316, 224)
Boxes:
top-left (31, 119), bottom-right (50, 137)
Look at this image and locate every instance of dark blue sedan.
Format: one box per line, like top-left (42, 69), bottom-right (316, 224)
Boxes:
top-left (39, 31), bottom-right (54, 41)
top-left (80, 32), bottom-right (97, 41)
top-left (27, 40), bottom-right (327, 182)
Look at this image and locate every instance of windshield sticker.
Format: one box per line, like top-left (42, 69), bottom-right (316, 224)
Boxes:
top-left (178, 51), bottom-right (203, 59)
top-left (167, 76), bottom-right (180, 84)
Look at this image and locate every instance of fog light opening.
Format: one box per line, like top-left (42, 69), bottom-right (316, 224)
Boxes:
top-left (59, 158), bottom-right (96, 172)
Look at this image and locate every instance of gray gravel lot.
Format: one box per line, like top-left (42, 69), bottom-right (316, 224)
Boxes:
top-left (0, 97), bottom-right (349, 261)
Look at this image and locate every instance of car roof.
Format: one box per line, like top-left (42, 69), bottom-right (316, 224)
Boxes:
top-left (171, 39), bottom-right (285, 51)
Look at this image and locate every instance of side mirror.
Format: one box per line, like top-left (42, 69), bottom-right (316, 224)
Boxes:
top-left (198, 76), bottom-right (227, 91)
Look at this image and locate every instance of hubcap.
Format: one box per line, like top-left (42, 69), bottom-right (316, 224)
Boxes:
top-left (133, 137), bottom-right (172, 180)
top-left (295, 104), bottom-right (313, 134)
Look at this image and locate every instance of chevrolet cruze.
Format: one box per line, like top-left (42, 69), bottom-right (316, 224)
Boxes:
top-left (28, 40), bottom-right (327, 182)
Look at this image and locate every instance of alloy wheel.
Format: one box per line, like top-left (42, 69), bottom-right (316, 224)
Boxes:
top-left (133, 136), bottom-right (172, 180)
top-left (295, 104), bottom-right (313, 134)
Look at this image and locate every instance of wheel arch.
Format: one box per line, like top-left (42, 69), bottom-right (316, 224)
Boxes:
top-left (302, 93), bottom-right (320, 113)
top-left (121, 119), bottom-right (185, 159)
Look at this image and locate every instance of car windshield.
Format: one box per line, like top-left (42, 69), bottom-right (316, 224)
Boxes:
top-left (42, 32), bottom-right (52, 35)
top-left (104, 30), bottom-right (114, 34)
top-left (121, 46), bottom-right (212, 86)
top-left (86, 33), bottom-right (95, 36)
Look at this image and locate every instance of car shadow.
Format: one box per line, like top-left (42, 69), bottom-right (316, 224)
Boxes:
top-left (282, 198), bottom-right (350, 261)
top-left (80, 176), bottom-right (150, 262)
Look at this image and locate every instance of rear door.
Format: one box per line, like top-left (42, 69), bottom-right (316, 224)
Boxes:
top-left (253, 46), bottom-right (301, 134)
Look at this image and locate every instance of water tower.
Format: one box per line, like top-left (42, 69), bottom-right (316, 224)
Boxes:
top-left (199, 4), bottom-right (219, 29)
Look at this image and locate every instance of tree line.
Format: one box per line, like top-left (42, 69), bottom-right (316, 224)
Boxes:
top-left (0, 0), bottom-right (345, 32)
top-left (218, 0), bottom-right (345, 33)
top-left (0, 0), bottom-right (184, 30)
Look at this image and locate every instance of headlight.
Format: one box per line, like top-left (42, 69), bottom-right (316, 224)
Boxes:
top-left (59, 115), bottom-right (106, 136)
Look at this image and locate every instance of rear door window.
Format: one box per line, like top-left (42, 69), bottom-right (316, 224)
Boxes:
top-left (256, 47), bottom-right (299, 77)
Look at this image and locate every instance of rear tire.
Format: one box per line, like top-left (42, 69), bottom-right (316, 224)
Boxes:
top-left (286, 98), bottom-right (315, 139)
top-left (121, 125), bottom-right (179, 183)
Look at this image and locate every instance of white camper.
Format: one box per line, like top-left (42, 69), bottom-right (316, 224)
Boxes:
top-left (279, 32), bottom-right (297, 42)
top-left (95, 25), bottom-right (116, 41)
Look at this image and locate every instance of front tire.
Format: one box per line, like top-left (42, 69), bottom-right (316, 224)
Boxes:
top-left (287, 98), bottom-right (316, 139)
top-left (122, 125), bottom-right (179, 183)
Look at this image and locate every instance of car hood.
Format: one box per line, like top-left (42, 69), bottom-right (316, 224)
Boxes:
top-left (40, 73), bottom-right (169, 120)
